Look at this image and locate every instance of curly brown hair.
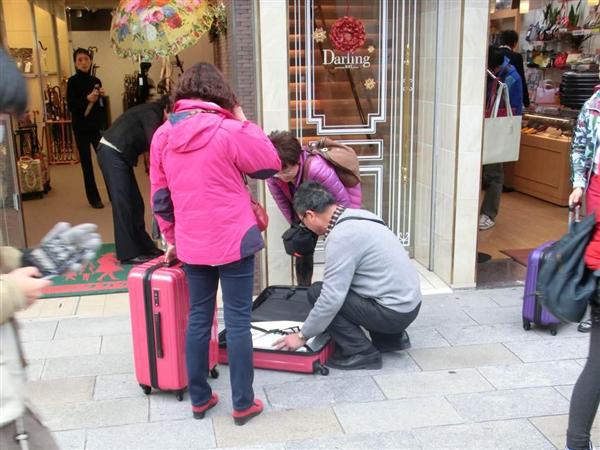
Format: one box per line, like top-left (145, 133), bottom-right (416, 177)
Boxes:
top-left (172, 63), bottom-right (237, 111)
top-left (268, 130), bottom-right (302, 167)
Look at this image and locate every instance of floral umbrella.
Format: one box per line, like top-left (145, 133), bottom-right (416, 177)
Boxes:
top-left (110, 0), bottom-right (214, 62)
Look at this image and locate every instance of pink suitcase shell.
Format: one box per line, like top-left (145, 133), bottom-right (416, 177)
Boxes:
top-left (128, 258), bottom-right (219, 400)
top-left (218, 286), bottom-right (334, 376)
top-left (522, 242), bottom-right (562, 336)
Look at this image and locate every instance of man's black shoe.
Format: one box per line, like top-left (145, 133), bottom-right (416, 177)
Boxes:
top-left (90, 201), bottom-right (104, 209)
top-left (120, 255), bottom-right (154, 265)
top-left (373, 331), bottom-right (411, 353)
top-left (326, 348), bottom-right (382, 370)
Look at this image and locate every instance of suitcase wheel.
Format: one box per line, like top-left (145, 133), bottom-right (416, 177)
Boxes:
top-left (210, 367), bottom-right (219, 379)
top-left (175, 390), bottom-right (185, 401)
top-left (550, 327), bottom-right (558, 336)
top-left (522, 319), bottom-right (531, 331)
top-left (314, 361), bottom-right (329, 376)
top-left (140, 384), bottom-right (151, 395)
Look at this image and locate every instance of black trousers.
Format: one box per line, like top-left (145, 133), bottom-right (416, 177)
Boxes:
top-left (73, 127), bottom-right (102, 205)
top-left (97, 145), bottom-right (156, 261)
top-left (481, 163), bottom-right (504, 220)
top-left (307, 281), bottom-right (420, 356)
top-left (566, 304), bottom-right (600, 450)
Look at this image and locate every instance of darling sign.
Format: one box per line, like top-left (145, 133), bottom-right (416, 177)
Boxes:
top-left (322, 49), bottom-right (371, 69)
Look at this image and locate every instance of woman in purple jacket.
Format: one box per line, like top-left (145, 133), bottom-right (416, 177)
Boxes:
top-left (266, 131), bottom-right (361, 285)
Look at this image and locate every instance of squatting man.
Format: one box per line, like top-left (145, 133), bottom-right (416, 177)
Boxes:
top-left (274, 181), bottom-right (422, 370)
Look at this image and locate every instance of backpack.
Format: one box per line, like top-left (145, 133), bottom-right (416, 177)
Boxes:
top-left (304, 138), bottom-right (361, 187)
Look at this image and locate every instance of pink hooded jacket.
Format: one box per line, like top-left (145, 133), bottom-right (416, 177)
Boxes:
top-left (266, 149), bottom-right (362, 224)
top-left (150, 99), bottom-right (281, 265)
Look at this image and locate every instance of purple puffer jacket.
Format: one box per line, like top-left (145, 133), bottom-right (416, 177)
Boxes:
top-left (267, 148), bottom-right (362, 224)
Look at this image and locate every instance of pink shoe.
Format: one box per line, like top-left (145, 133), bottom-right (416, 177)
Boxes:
top-left (192, 393), bottom-right (219, 419)
top-left (232, 398), bottom-right (264, 425)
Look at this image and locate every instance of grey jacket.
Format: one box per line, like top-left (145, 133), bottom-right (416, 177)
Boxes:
top-left (301, 208), bottom-right (422, 338)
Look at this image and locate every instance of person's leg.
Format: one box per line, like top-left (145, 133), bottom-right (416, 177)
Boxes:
top-left (480, 163), bottom-right (504, 220)
top-left (182, 263), bottom-right (219, 408)
top-left (0, 408), bottom-right (59, 450)
top-left (567, 304), bottom-right (600, 450)
top-left (130, 169), bottom-right (159, 255)
top-left (73, 129), bottom-right (101, 205)
top-left (219, 255), bottom-right (256, 410)
top-left (295, 254), bottom-right (314, 286)
top-left (306, 282), bottom-right (377, 356)
top-left (368, 303), bottom-right (420, 352)
top-left (91, 130), bottom-right (111, 202)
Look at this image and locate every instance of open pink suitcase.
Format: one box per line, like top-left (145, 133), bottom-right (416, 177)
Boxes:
top-left (218, 285), bottom-right (334, 376)
top-left (128, 258), bottom-right (219, 400)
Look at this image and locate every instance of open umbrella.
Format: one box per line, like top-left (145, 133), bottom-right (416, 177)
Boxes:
top-left (110, 0), bottom-right (214, 62)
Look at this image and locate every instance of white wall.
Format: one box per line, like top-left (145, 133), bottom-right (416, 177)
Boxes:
top-left (70, 30), bottom-right (214, 122)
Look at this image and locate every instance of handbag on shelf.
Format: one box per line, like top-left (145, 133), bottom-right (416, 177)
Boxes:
top-left (243, 174), bottom-right (269, 231)
top-left (535, 79), bottom-right (559, 104)
top-left (482, 79), bottom-right (522, 165)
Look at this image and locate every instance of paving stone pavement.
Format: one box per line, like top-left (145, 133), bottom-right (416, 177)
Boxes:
top-left (16, 287), bottom-right (599, 449)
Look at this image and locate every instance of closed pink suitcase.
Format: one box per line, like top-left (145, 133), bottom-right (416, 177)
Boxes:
top-left (128, 258), bottom-right (219, 401)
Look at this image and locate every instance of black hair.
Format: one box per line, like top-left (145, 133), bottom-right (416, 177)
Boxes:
top-left (499, 30), bottom-right (519, 48)
top-left (293, 181), bottom-right (335, 216)
top-left (73, 47), bottom-right (91, 63)
top-left (154, 94), bottom-right (171, 112)
top-left (488, 46), bottom-right (504, 70)
top-left (172, 63), bottom-right (237, 111)
top-left (268, 130), bottom-right (302, 167)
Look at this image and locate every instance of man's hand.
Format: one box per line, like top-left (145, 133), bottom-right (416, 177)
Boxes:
top-left (7, 267), bottom-right (51, 307)
top-left (273, 333), bottom-right (305, 352)
top-left (98, 87), bottom-right (106, 96)
top-left (86, 90), bottom-right (99, 103)
top-left (569, 187), bottom-right (584, 207)
top-left (164, 244), bottom-right (177, 263)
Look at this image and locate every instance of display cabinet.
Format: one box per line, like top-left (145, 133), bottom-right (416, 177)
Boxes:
top-left (504, 113), bottom-right (574, 206)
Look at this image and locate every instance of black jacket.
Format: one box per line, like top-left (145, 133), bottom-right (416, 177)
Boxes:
top-left (67, 69), bottom-right (105, 131)
top-left (101, 102), bottom-right (164, 167)
top-left (498, 47), bottom-right (530, 107)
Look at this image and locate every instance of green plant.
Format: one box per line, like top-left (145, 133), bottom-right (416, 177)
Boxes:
top-left (568, 0), bottom-right (583, 27)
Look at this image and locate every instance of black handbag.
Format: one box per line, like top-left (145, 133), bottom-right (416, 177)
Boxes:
top-left (538, 207), bottom-right (597, 322)
top-left (281, 224), bottom-right (318, 256)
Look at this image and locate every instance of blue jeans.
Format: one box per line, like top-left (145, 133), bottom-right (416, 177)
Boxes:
top-left (183, 255), bottom-right (255, 410)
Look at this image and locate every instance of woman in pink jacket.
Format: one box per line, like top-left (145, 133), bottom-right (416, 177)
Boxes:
top-left (150, 63), bottom-right (280, 425)
top-left (266, 131), bottom-right (361, 285)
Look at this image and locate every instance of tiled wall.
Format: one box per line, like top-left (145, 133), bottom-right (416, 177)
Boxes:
top-left (414, 0), bottom-right (489, 287)
top-left (257, 0), bottom-right (294, 285)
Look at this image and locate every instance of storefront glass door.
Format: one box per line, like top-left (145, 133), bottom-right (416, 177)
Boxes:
top-left (289, 0), bottom-right (418, 251)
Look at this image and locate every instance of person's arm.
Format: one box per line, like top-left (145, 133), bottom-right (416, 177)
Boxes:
top-left (506, 75), bottom-right (523, 115)
top-left (150, 128), bottom-right (175, 245)
top-left (230, 121), bottom-right (281, 180)
top-left (513, 53), bottom-right (530, 107)
top-left (266, 178), bottom-right (294, 224)
top-left (307, 156), bottom-right (352, 207)
top-left (300, 233), bottom-right (360, 338)
top-left (571, 105), bottom-right (592, 190)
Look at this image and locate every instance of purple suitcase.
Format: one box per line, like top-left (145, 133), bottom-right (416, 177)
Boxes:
top-left (522, 241), bottom-right (562, 335)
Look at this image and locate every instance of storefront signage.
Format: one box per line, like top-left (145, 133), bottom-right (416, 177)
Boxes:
top-left (322, 49), bottom-right (371, 69)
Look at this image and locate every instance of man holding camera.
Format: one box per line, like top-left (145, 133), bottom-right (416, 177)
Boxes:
top-left (67, 48), bottom-right (106, 209)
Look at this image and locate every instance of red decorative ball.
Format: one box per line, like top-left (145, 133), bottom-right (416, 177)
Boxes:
top-left (329, 16), bottom-right (366, 53)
